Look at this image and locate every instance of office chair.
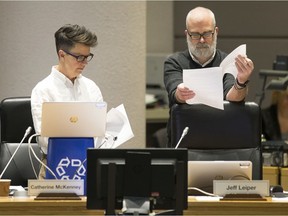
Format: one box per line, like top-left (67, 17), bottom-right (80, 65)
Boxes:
top-left (0, 97), bottom-right (41, 186)
top-left (0, 97), bottom-right (36, 143)
top-left (171, 101), bottom-right (262, 180)
top-left (0, 142), bottom-right (41, 186)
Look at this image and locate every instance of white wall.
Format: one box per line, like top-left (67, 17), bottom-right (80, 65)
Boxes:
top-left (0, 1), bottom-right (146, 148)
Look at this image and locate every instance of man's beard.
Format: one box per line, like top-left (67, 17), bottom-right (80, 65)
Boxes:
top-left (187, 37), bottom-right (217, 60)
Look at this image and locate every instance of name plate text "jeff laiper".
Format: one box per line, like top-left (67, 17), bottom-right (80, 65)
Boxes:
top-left (213, 180), bottom-right (269, 196)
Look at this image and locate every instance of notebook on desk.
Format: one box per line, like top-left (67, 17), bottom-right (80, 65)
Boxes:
top-left (41, 101), bottom-right (107, 137)
top-left (187, 160), bottom-right (252, 195)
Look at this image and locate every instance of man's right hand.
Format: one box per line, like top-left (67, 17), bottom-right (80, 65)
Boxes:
top-left (175, 83), bottom-right (195, 103)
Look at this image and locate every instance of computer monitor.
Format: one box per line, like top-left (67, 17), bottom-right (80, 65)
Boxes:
top-left (86, 148), bottom-right (188, 215)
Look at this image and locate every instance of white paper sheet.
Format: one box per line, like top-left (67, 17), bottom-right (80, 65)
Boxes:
top-left (272, 197), bottom-right (288, 202)
top-left (183, 44), bottom-right (246, 110)
top-left (184, 67), bottom-right (224, 110)
top-left (101, 104), bottom-right (134, 149)
top-left (220, 44), bottom-right (246, 78)
top-left (192, 196), bottom-right (221, 201)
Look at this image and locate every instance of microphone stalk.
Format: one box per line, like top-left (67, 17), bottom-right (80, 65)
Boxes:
top-left (0, 126), bottom-right (32, 179)
top-left (175, 127), bottom-right (189, 149)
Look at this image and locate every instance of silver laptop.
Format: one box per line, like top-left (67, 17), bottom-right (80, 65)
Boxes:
top-left (187, 161), bottom-right (252, 195)
top-left (41, 101), bottom-right (107, 137)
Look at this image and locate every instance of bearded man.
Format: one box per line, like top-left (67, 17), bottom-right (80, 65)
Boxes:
top-left (163, 6), bottom-right (254, 147)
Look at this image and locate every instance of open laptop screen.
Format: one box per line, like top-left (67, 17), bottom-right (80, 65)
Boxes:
top-left (41, 101), bottom-right (107, 138)
top-left (187, 160), bottom-right (252, 195)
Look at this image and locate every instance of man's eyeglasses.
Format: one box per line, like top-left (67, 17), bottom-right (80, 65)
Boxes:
top-left (187, 30), bottom-right (215, 40)
top-left (63, 50), bottom-right (94, 62)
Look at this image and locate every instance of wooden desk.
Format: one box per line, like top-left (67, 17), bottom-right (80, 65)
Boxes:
top-left (146, 107), bottom-right (169, 123)
top-left (0, 196), bottom-right (288, 215)
top-left (263, 166), bottom-right (280, 186)
top-left (0, 196), bottom-right (100, 215)
top-left (187, 196), bottom-right (288, 215)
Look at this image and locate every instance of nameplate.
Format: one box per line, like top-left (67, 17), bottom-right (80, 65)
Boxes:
top-left (213, 180), bottom-right (270, 196)
top-left (27, 179), bottom-right (84, 196)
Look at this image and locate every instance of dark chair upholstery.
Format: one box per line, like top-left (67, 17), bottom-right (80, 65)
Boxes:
top-left (0, 142), bottom-right (41, 186)
top-left (171, 101), bottom-right (262, 180)
top-left (0, 97), bottom-right (41, 186)
top-left (0, 97), bottom-right (36, 143)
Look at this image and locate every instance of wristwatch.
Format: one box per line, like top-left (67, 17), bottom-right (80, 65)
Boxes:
top-left (236, 78), bottom-right (249, 88)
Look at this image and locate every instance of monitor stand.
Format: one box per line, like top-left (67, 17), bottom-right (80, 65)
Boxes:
top-left (122, 196), bottom-right (150, 215)
top-left (105, 158), bottom-right (186, 215)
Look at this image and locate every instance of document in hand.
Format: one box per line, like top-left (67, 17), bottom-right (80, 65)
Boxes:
top-left (183, 44), bottom-right (246, 110)
top-left (100, 104), bottom-right (134, 149)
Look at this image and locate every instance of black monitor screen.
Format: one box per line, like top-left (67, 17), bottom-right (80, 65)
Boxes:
top-left (86, 148), bottom-right (187, 215)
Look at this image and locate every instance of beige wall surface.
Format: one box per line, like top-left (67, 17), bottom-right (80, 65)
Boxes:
top-left (0, 1), bottom-right (146, 148)
top-left (2, 1), bottom-right (286, 147)
top-left (174, 1), bottom-right (288, 108)
top-left (147, 1), bottom-right (174, 54)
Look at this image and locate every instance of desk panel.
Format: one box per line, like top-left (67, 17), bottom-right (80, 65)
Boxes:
top-left (187, 197), bottom-right (288, 215)
top-left (0, 197), bottom-right (100, 215)
top-left (146, 108), bottom-right (169, 123)
top-left (0, 196), bottom-right (288, 215)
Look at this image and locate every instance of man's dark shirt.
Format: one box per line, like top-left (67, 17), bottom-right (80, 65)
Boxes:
top-left (163, 49), bottom-right (235, 147)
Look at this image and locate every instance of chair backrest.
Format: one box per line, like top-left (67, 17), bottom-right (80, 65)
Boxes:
top-left (0, 97), bottom-right (36, 143)
top-left (171, 101), bottom-right (262, 180)
top-left (0, 97), bottom-right (40, 186)
top-left (0, 142), bottom-right (41, 186)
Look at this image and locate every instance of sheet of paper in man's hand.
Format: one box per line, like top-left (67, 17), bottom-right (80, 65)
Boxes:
top-left (183, 67), bottom-right (224, 109)
top-left (220, 44), bottom-right (246, 78)
top-left (183, 44), bottom-right (246, 110)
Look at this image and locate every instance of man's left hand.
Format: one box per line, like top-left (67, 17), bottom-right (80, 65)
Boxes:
top-left (235, 54), bottom-right (254, 83)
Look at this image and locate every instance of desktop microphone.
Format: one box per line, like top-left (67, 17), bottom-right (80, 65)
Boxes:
top-left (0, 126), bottom-right (32, 179)
top-left (175, 127), bottom-right (189, 149)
